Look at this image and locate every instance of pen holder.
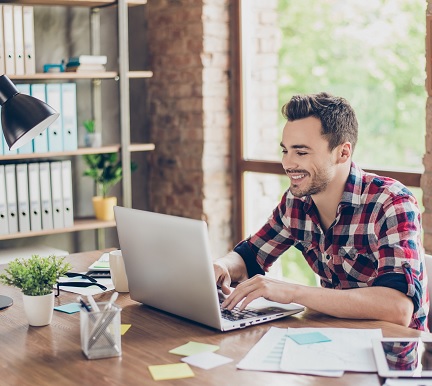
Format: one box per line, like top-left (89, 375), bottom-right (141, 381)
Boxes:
top-left (80, 302), bottom-right (122, 359)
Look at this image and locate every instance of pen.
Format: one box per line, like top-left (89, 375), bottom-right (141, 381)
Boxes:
top-left (87, 294), bottom-right (100, 312)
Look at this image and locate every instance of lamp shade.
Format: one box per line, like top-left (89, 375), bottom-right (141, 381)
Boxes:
top-left (0, 74), bottom-right (59, 151)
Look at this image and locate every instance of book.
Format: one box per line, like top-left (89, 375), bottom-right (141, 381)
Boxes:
top-left (68, 55), bottom-right (107, 65)
top-left (65, 63), bottom-right (106, 72)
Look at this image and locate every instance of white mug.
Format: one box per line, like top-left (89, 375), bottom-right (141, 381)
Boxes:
top-left (109, 250), bottom-right (129, 293)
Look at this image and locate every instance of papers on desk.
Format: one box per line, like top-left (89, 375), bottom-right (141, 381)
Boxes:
top-left (57, 275), bottom-right (114, 295)
top-left (237, 326), bottom-right (382, 377)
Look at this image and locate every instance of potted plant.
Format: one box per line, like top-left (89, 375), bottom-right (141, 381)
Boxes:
top-left (83, 152), bottom-right (137, 221)
top-left (83, 119), bottom-right (101, 148)
top-left (0, 255), bottom-right (71, 326)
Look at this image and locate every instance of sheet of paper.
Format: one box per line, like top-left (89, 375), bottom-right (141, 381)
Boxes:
top-left (237, 327), bottom-right (343, 377)
top-left (57, 275), bottom-right (114, 296)
top-left (148, 363), bottom-right (194, 381)
top-left (181, 352), bottom-right (233, 370)
top-left (281, 327), bottom-right (382, 372)
top-left (169, 341), bottom-right (219, 356)
top-left (54, 302), bottom-right (81, 314)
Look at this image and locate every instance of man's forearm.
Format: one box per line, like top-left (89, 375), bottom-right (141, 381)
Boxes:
top-left (292, 284), bottom-right (414, 326)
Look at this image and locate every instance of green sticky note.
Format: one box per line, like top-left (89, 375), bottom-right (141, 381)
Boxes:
top-left (288, 331), bottom-right (331, 345)
top-left (93, 262), bottom-right (110, 269)
top-left (169, 341), bottom-right (219, 356)
top-left (54, 303), bottom-right (81, 314)
top-left (148, 363), bottom-right (194, 381)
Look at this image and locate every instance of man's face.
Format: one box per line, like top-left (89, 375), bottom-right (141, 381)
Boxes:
top-left (280, 116), bottom-right (339, 198)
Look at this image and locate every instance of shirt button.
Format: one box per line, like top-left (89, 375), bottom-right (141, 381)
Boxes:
top-left (326, 255), bottom-right (330, 260)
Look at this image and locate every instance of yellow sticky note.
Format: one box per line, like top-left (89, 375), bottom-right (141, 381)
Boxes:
top-left (121, 324), bottom-right (131, 335)
top-left (169, 341), bottom-right (219, 356)
top-left (148, 363), bottom-right (194, 381)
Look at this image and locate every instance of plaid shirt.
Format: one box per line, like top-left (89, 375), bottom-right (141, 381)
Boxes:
top-left (241, 162), bottom-right (428, 330)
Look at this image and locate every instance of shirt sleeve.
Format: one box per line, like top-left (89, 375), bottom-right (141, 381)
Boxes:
top-left (233, 240), bottom-right (265, 278)
top-left (245, 191), bottom-right (295, 272)
top-left (372, 271), bottom-right (420, 312)
top-left (373, 193), bottom-right (424, 311)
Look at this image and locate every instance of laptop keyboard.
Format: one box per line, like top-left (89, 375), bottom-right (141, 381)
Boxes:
top-left (219, 299), bottom-right (265, 321)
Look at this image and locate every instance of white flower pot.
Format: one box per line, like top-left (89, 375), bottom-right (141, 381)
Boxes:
top-left (22, 292), bottom-right (55, 327)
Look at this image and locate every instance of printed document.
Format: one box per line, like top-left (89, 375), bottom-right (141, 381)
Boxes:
top-left (280, 327), bottom-right (382, 372)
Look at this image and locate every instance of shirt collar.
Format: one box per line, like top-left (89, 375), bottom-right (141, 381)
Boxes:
top-left (339, 161), bottom-right (362, 207)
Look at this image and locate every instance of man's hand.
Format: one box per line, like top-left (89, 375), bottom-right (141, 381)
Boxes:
top-left (213, 251), bottom-right (249, 295)
top-left (221, 275), bottom-right (296, 310)
top-left (213, 260), bottom-right (232, 295)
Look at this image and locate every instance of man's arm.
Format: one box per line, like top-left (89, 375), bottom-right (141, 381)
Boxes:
top-left (221, 274), bottom-right (414, 327)
top-left (213, 252), bottom-right (249, 295)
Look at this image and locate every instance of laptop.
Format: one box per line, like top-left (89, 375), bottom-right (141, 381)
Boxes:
top-left (114, 206), bottom-right (304, 331)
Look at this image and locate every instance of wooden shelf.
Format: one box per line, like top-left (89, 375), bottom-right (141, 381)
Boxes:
top-left (1, 0), bottom-right (147, 7)
top-left (0, 143), bottom-right (155, 161)
top-left (0, 218), bottom-right (116, 241)
top-left (9, 71), bottom-right (153, 81)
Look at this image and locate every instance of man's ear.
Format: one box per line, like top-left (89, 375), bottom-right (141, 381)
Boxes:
top-left (337, 142), bottom-right (352, 164)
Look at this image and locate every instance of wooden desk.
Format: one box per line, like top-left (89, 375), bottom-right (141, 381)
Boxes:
top-left (0, 250), bottom-right (429, 386)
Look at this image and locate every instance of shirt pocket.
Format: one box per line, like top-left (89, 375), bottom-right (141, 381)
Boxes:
top-left (337, 246), bottom-right (377, 285)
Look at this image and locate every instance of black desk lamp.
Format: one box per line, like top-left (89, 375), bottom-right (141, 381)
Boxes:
top-left (0, 74), bottom-right (59, 309)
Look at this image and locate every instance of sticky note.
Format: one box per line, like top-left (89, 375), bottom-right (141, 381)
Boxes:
top-left (93, 262), bottom-right (110, 269)
top-left (169, 341), bottom-right (219, 356)
top-left (54, 303), bottom-right (81, 314)
top-left (148, 363), bottom-right (194, 381)
top-left (288, 331), bottom-right (331, 345)
top-left (121, 324), bottom-right (131, 335)
top-left (181, 351), bottom-right (233, 370)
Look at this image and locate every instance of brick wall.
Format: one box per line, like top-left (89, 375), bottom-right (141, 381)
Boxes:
top-left (146, 0), bottom-right (232, 257)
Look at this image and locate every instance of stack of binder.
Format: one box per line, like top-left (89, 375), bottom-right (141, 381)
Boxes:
top-left (0, 5), bottom-right (35, 75)
top-left (0, 161), bottom-right (74, 235)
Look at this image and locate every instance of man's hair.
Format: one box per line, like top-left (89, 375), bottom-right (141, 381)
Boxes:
top-left (281, 92), bottom-right (358, 152)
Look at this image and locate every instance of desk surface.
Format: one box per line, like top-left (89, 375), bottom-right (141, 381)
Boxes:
top-left (0, 249), bottom-right (429, 386)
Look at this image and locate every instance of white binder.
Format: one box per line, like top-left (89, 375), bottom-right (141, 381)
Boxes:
top-left (0, 6), bottom-right (6, 75)
top-left (3, 4), bottom-right (15, 75)
top-left (61, 83), bottom-right (78, 151)
top-left (28, 162), bottom-right (41, 232)
top-left (12, 5), bottom-right (24, 75)
top-left (50, 161), bottom-right (64, 229)
top-left (39, 162), bottom-right (53, 230)
top-left (30, 83), bottom-right (49, 153)
top-left (22, 6), bottom-right (35, 75)
top-left (5, 164), bottom-right (18, 233)
top-left (61, 160), bottom-right (74, 227)
top-left (15, 84), bottom-right (33, 154)
top-left (0, 165), bottom-right (9, 234)
top-left (16, 163), bottom-right (30, 232)
top-left (46, 84), bottom-right (63, 152)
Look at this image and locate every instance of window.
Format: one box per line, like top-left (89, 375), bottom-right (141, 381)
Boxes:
top-left (233, 0), bottom-right (425, 284)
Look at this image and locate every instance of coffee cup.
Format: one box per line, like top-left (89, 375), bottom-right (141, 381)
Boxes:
top-left (109, 250), bottom-right (129, 292)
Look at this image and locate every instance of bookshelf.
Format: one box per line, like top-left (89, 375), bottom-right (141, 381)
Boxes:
top-left (0, 0), bottom-right (153, 249)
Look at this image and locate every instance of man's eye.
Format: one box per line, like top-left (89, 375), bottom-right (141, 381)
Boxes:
top-left (297, 152), bottom-right (307, 156)
top-left (281, 149), bottom-right (287, 154)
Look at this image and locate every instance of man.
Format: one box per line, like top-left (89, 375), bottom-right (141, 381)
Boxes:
top-left (214, 92), bottom-right (429, 330)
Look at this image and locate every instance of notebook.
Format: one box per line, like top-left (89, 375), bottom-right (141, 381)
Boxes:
top-left (114, 206), bottom-right (304, 331)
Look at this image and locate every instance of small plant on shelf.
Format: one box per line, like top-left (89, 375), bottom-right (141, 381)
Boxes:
top-left (82, 152), bottom-right (137, 220)
top-left (83, 119), bottom-right (101, 147)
